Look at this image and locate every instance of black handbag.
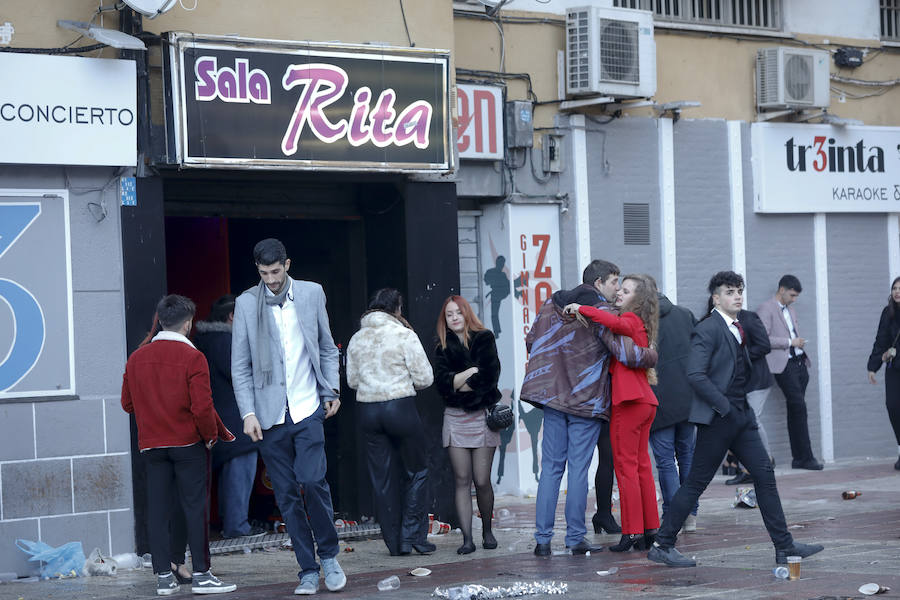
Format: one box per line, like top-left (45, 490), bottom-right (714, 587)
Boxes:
top-left (485, 403), bottom-right (513, 431)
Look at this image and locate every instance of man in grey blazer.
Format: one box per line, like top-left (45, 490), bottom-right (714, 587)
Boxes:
top-left (232, 238), bottom-right (345, 595)
top-left (648, 271), bottom-right (823, 568)
top-left (757, 274), bottom-right (823, 470)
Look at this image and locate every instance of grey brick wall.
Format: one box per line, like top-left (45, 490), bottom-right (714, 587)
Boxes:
top-left (0, 166), bottom-right (133, 576)
top-left (586, 117), bottom-right (662, 279)
top-left (826, 215), bottom-right (895, 458)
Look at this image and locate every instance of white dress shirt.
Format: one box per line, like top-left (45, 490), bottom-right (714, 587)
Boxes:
top-left (715, 308), bottom-right (743, 345)
top-left (778, 302), bottom-right (804, 357)
top-left (269, 279), bottom-right (319, 425)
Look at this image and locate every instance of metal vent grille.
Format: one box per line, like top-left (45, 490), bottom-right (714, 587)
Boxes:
top-left (783, 53), bottom-right (813, 103)
top-left (567, 10), bottom-right (591, 91)
top-left (599, 18), bottom-right (640, 84)
top-left (613, 0), bottom-right (780, 30)
top-left (884, 0), bottom-right (900, 41)
top-left (623, 203), bottom-right (650, 245)
top-left (756, 48), bottom-right (778, 105)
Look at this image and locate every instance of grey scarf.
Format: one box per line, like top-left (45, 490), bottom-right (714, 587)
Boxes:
top-left (256, 276), bottom-right (292, 385)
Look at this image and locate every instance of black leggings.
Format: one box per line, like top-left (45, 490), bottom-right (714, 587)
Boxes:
top-left (885, 368), bottom-right (900, 445)
top-left (593, 421), bottom-right (615, 516)
top-left (448, 446), bottom-right (496, 543)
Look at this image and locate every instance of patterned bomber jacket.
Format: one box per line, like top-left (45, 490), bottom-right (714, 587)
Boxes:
top-left (346, 310), bottom-right (434, 402)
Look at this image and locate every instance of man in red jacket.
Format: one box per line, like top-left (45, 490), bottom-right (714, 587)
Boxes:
top-left (121, 294), bottom-right (236, 596)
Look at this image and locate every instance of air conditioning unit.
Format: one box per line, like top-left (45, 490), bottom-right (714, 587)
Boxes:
top-left (756, 47), bottom-right (830, 110)
top-left (565, 5), bottom-right (656, 98)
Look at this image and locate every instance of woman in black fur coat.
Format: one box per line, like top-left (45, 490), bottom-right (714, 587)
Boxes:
top-left (434, 295), bottom-right (502, 555)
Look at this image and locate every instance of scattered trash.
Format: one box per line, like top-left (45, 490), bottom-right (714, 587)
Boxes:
top-left (241, 546), bottom-right (252, 554)
top-left (141, 553), bottom-right (152, 568)
top-left (377, 575), bottom-right (401, 591)
top-left (274, 520), bottom-right (286, 533)
top-left (859, 583), bottom-right (890, 595)
top-left (429, 514), bottom-right (451, 534)
top-left (84, 548), bottom-right (117, 577)
top-left (16, 539), bottom-right (86, 579)
top-left (773, 566), bottom-right (789, 579)
top-left (842, 491), bottom-right (862, 500)
top-left (596, 567), bottom-right (618, 576)
top-left (788, 524), bottom-right (805, 529)
top-left (497, 508), bottom-right (515, 527)
top-left (745, 546), bottom-right (751, 550)
top-left (551, 549), bottom-right (570, 556)
top-left (732, 487), bottom-right (757, 508)
top-left (343, 546), bottom-right (354, 553)
top-left (111, 553), bottom-right (142, 570)
top-left (434, 581), bottom-right (568, 599)
top-left (410, 568), bottom-right (431, 577)
top-left (786, 556), bottom-right (802, 580)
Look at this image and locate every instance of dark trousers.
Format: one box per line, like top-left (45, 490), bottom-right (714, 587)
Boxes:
top-left (145, 443), bottom-right (210, 575)
top-left (593, 420), bottom-right (615, 516)
top-left (358, 396), bottom-right (429, 554)
top-left (656, 401), bottom-right (793, 550)
top-left (257, 404), bottom-right (338, 578)
top-left (885, 368), bottom-right (900, 445)
top-left (774, 358), bottom-right (814, 463)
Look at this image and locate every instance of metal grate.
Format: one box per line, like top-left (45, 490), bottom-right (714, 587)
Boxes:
top-left (599, 18), bottom-right (640, 83)
top-left (783, 53), bottom-right (812, 103)
top-left (623, 203), bottom-right (650, 245)
top-left (567, 10), bottom-right (591, 91)
top-left (614, 0), bottom-right (780, 30)
top-left (756, 48), bottom-right (779, 105)
top-left (883, 0), bottom-right (900, 40)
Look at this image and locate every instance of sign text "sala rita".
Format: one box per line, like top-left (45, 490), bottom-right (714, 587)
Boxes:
top-left (194, 58), bottom-right (433, 156)
top-left (784, 136), bottom-right (885, 173)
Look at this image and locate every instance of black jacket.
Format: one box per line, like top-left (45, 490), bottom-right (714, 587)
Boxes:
top-left (687, 311), bottom-right (752, 425)
top-left (434, 329), bottom-right (502, 411)
top-left (193, 321), bottom-right (255, 469)
top-left (739, 309), bottom-right (775, 392)
top-left (868, 305), bottom-right (900, 373)
top-left (650, 294), bottom-right (696, 431)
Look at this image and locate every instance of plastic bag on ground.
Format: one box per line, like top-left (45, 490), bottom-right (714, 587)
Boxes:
top-left (16, 539), bottom-right (86, 579)
top-left (83, 548), bottom-right (118, 576)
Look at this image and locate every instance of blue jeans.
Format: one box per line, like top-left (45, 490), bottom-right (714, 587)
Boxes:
top-left (218, 450), bottom-right (258, 538)
top-left (649, 422), bottom-right (698, 518)
top-left (534, 406), bottom-right (602, 547)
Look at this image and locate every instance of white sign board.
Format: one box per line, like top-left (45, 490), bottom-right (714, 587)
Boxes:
top-left (480, 203), bottom-right (560, 495)
top-left (457, 84), bottom-right (504, 160)
top-left (752, 122), bottom-right (900, 213)
top-left (0, 53), bottom-right (136, 167)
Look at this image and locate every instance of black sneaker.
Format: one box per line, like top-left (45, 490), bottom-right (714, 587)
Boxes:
top-left (157, 573), bottom-right (179, 596)
top-left (775, 541), bottom-right (824, 564)
top-left (191, 570), bottom-right (237, 594)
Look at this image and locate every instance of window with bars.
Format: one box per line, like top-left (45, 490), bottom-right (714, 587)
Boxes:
top-left (613, 0), bottom-right (781, 31)
top-left (883, 0), bottom-right (900, 40)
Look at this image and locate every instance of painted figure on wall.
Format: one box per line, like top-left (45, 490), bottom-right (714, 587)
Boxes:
top-left (483, 255), bottom-right (510, 337)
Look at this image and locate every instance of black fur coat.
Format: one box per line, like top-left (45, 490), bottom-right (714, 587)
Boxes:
top-left (434, 329), bottom-right (502, 411)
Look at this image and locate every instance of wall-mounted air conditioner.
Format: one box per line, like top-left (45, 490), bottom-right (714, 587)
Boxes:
top-left (565, 5), bottom-right (656, 98)
top-left (756, 47), bottom-right (830, 110)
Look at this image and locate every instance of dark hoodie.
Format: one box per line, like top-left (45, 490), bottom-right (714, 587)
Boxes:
top-left (520, 283), bottom-right (658, 420)
top-left (650, 294), bottom-right (697, 431)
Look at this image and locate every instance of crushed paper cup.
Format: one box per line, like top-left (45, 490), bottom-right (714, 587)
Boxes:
top-left (596, 567), bottom-right (618, 576)
top-left (409, 568), bottom-right (431, 577)
top-left (859, 583), bottom-right (890, 595)
top-left (732, 487), bottom-right (757, 508)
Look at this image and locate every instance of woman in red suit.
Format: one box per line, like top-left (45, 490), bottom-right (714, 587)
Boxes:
top-left (565, 274), bottom-right (660, 552)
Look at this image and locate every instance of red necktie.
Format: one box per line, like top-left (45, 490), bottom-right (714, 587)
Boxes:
top-left (732, 320), bottom-right (746, 346)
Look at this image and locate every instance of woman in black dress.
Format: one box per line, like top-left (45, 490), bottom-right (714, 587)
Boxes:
top-left (867, 276), bottom-right (900, 470)
top-left (434, 295), bottom-right (502, 554)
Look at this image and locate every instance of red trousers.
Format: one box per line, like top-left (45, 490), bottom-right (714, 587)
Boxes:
top-left (610, 401), bottom-right (660, 534)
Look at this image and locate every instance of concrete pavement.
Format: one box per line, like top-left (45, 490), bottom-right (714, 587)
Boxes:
top-left (2, 455), bottom-right (899, 600)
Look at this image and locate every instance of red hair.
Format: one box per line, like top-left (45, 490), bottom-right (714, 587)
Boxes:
top-left (436, 295), bottom-right (486, 349)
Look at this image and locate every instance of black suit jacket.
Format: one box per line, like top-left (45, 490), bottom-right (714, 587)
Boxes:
top-left (687, 310), bottom-right (752, 425)
top-left (738, 308), bottom-right (775, 392)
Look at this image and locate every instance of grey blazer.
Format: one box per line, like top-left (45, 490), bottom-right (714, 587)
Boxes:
top-left (686, 311), bottom-right (752, 425)
top-left (756, 297), bottom-right (811, 375)
top-left (231, 279), bottom-right (340, 430)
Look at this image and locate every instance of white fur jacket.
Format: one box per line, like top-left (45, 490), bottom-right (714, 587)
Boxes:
top-left (346, 310), bottom-right (434, 402)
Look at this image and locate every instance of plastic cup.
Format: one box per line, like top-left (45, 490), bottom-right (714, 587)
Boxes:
top-left (773, 566), bottom-right (789, 579)
top-left (377, 575), bottom-right (400, 591)
top-left (786, 556), bottom-right (801, 580)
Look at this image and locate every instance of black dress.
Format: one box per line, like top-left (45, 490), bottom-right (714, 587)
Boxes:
top-left (867, 305), bottom-right (900, 445)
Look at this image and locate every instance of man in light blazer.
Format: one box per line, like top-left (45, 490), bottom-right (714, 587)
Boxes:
top-left (232, 238), bottom-right (345, 595)
top-left (648, 271), bottom-right (823, 568)
top-left (757, 274), bottom-right (823, 471)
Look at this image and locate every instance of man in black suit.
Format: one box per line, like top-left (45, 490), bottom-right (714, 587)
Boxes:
top-left (648, 271), bottom-right (823, 568)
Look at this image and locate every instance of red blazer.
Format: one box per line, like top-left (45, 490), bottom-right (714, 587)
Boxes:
top-left (121, 338), bottom-right (234, 451)
top-left (578, 306), bottom-right (658, 407)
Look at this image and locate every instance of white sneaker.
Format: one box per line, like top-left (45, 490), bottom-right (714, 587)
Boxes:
top-left (681, 514), bottom-right (697, 533)
top-left (191, 570), bottom-right (237, 594)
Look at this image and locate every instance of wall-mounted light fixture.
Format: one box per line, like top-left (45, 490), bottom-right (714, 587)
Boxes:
top-left (57, 20), bottom-right (146, 50)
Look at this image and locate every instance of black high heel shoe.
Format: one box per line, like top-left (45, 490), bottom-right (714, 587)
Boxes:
top-left (643, 529), bottom-right (658, 549)
top-left (457, 539), bottom-right (476, 555)
top-left (592, 513), bottom-right (622, 534)
top-left (482, 531), bottom-right (498, 550)
top-left (608, 534), bottom-right (647, 552)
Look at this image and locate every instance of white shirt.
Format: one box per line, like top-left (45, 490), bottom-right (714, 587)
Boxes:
top-left (714, 308), bottom-right (743, 345)
top-left (269, 279), bottom-right (319, 425)
top-left (778, 301), bottom-right (804, 357)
